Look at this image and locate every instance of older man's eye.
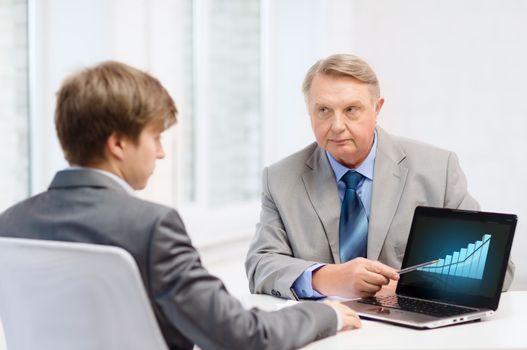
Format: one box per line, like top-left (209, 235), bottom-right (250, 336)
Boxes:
top-left (319, 107), bottom-right (329, 113)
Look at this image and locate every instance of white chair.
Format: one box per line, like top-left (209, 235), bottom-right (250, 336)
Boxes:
top-left (0, 237), bottom-right (168, 350)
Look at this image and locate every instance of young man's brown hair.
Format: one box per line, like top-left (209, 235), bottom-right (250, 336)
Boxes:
top-left (55, 61), bottom-right (177, 166)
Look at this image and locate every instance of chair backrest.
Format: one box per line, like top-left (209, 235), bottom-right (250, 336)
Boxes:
top-left (0, 237), bottom-right (168, 350)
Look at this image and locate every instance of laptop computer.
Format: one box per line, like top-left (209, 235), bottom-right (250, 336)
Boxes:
top-left (344, 206), bottom-right (517, 328)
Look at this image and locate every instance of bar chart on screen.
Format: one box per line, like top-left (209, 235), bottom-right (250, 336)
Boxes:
top-left (417, 234), bottom-right (491, 280)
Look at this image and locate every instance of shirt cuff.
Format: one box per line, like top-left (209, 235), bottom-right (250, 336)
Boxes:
top-left (291, 263), bottom-right (326, 299)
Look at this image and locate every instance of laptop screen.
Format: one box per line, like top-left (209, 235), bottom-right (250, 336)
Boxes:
top-left (397, 206), bottom-right (517, 310)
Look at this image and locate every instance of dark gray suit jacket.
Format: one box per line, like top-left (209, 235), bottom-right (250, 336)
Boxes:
top-left (0, 169), bottom-right (337, 350)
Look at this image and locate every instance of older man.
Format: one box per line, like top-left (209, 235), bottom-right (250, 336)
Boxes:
top-left (0, 61), bottom-right (361, 350)
top-left (245, 53), bottom-right (514, 300)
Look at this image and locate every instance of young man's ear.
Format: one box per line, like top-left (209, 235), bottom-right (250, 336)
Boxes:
top-left (106, 132), bottom-right (127, 160)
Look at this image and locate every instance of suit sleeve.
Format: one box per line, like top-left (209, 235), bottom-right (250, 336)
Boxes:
top-left (148, 209), bottom-right (337, 350)
top-left (445, 152), bottom-right (515, 290)
top-left (444, 152), bottom-right (480, 210)
top-left (245, 167), bottom-right (322, 299)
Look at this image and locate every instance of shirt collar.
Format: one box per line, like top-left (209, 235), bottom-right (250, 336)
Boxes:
top-left (326, 129), bottom-right (377, 182)
top-left (65, 166), bottom-right (135, 195)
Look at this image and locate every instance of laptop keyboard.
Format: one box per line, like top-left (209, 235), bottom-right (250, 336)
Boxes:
top-left (358, 295), bottom-right (477, 317)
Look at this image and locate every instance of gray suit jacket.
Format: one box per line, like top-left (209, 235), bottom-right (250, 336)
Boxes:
top-left (0, 169), bottom-right (338, 350)
top-left (245, 127), bottom-right (514, 299)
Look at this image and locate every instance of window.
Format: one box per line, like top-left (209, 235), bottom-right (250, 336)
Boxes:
top-left (175, 0), bottom-right (262, 245)
top-left (194, 0), bottom-right (261, 206)
top-left (0, 0), bottom-right (29, 212)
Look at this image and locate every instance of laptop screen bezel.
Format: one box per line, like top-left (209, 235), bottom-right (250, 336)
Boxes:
top-left (396, 206), bottom-right (517, 310)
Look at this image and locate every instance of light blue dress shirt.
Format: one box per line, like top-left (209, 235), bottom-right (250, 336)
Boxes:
top-left (291, 131), bottom-right (378, 298)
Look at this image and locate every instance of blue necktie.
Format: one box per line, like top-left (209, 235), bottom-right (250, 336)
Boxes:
top-left (339, 171), bottom-right (368, 262)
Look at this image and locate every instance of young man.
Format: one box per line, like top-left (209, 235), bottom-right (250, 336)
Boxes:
top-left (0, 61), bottom-right (360, 350)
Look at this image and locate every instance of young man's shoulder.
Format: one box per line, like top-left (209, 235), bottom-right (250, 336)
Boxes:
top-left (100, 189), bottom-right (184, 230)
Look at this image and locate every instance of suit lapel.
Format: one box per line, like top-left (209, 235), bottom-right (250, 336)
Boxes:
top-left (302, 146), bottom-right (341, 263)
top-left (368, 127), bottom-right (408, 260)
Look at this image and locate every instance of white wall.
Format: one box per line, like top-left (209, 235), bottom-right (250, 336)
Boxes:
top-left (264, 0), bottom-right (527, 289)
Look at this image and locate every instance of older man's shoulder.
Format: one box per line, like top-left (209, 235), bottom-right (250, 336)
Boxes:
top-left (380, 128), bottom-right (453, 165)
top-left (267, 142), bottom-right (319, 173)
top-left (397, 135), bottom-right (451, 157)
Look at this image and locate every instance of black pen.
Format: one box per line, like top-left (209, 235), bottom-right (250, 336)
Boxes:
top-left (397, 259), bottom-right (439, 274)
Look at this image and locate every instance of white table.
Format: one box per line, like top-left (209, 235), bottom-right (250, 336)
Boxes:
top-left (2, 291), bottom-right (524, 350)
top-left (240, 291), bottom-right (527, 350)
